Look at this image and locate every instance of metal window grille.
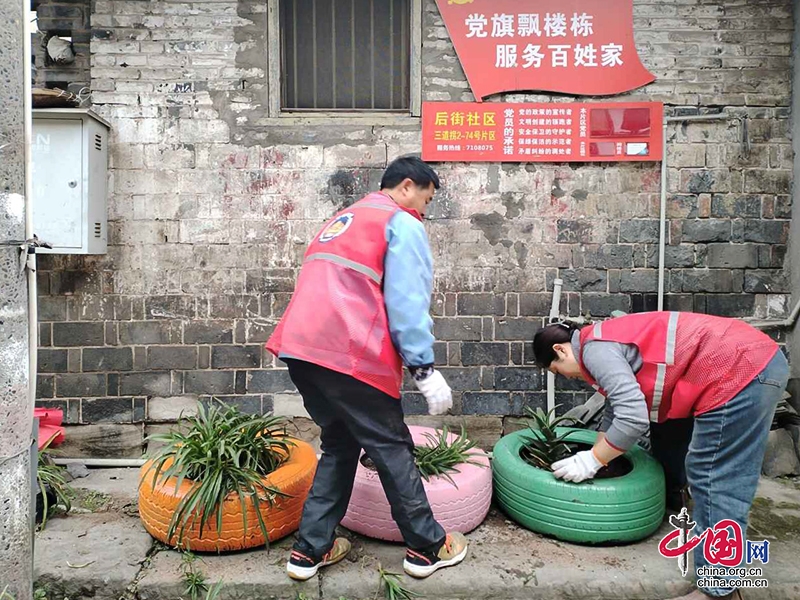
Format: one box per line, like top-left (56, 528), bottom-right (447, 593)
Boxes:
top-left (280, 0), bottom-right (411, 111)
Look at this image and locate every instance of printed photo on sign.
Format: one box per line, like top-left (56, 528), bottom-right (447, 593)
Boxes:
top-left (319, 213), bottom-right (355, 243)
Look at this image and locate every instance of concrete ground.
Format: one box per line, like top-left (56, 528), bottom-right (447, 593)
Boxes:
top-left (33, 468), bottom-right (800, 600)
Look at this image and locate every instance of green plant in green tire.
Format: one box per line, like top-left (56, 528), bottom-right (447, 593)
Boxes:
top-left (519, 405), bottom-right (581, 470)
top-left (492, 427), bottom-right (665, 545)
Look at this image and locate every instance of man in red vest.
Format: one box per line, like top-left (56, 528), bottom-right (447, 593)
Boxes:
top-left (533, 312), bottom-right (788, 600)
top-left (268, 156), bottom-right (468, 581)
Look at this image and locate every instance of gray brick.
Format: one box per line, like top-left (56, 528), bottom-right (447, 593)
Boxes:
top-left (38, 349), bottom-right (68, 373)
top-left (744, 169), bottom-right (791, 194)
top-left (147, 346), bottom-right (198, 370)
top-left (184, 320), bottom-right (234, 344)
top-left (559, 269), bottom-right (607, 292)
top-left (211, 345), bottom-right (261, 368)
top-left (248, 370), bottom-right (296, 393)
top-left (519, 293), bottom-right (566, 317)
top-left (38, 297), bottom-right (67, 321)
top-left (580, 294), bottom-right (632, 317)
top-left (401, 392), bottom-right (428, 415)
top-left (436, 367), bottom-right (481, 391)
top-left (711, 194), bottom-right (762, 218)
top-left (619, 270), bottom-right (659, 293)
top-left (705, 244), bottom-right (759, 268)
top-left (703, 294), bottom-right (756, 317)
top-left (680, 270), bottom-right (733, 293)
top-left (494, 367), bottom-right (543, 391)
top-left (56, 374), bottom-right (106, 398)
top-left (200, 395), bottom-right (263, 415)
top-left (663, 295), bottom-right (695, 313)
top-left (495, 318), bottom-right (539, 341)
top-left (53, 322), bottom-right (105, 347)
top-left (461, 343), bottom-right (509, 365)
top-left (511, 343), bottom-right (523, 365)
top-left (433, 318), bottom-right (482, 341)
top-left (145, 296), bottom-right (196, 320)
top-left (456, 293), bottom-right (505, 316)
top-left (37, 376), bottom-right (55, 398)
top-left (119, 372), bottom-right (172, 396)
top-left (556, 220), bottom-right (593, 244)
top-left (82, 347), bottom-right (134, 372)
top-left (744, 270), bottom-right (790, 293)
top-left (119, 321), bottom-right (174, 345)
top-left (645, 246), bottom-right (696, 268)
top-left (185, 371), bottom-right (236, 395)
top-left (619, 220), bottom-right (660, 243)
top-left (743, 220), bottom-right (789, 243)
top-left (82, 398), bottom-right (134, 424)
top-left (578, 245), bottom-right (634, 269)
top-left (208, 295), bottom-right (260, 318)
top-left (509, 392), bottom-right (547, 416)
top-left (682, 220), bottom-right (731, 242)
top-left (775, 196), bottom-right (792, 219)
top-left (462, 392), bottom-right (512, 415)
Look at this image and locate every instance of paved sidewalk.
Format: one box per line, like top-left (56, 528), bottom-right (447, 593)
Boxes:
top-left (33, 469), bottom-right (800, 600)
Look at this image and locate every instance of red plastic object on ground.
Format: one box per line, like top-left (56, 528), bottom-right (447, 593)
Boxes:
top-left (34, 407), bottom-right (65, 449)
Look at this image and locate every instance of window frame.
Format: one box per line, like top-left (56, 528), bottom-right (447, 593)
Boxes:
top-left (267, 0), bottom-right (422, 121)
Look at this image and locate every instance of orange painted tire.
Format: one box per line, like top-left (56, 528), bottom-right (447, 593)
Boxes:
top-left (138, 439), bottom-right (317, 552)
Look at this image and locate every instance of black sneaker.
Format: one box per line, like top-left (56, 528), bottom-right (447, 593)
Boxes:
top-left (403, 532), bottom-right (468, 578)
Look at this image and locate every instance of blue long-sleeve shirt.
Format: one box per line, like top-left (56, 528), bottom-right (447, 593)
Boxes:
top-left (383, 210), bottom-right (436, 367)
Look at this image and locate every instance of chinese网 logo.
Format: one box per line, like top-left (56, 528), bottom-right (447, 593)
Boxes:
top-left (658, 508), bottom-right (770, 590)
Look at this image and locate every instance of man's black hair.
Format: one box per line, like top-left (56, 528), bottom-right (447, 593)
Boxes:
top-left (380, 155), bottom-right (440, 191)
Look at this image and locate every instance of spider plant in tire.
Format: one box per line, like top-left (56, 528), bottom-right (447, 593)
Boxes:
top-left (141, 403), bottom-right (296, 549)
top-left (519, 406), bottom-right (579, 471)
top-left (413, 425), bottom-right (486, 487)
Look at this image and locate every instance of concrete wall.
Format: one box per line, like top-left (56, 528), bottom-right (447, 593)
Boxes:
top-left (33, 0), bottom-right (794, 454)
top-left (1, 0), bottom-right (33, 595)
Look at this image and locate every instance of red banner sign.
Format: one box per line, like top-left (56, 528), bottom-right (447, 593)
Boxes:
top-left (421, 101), bottom-right (663, 163)
top-left (435, 0), bottom-right (656, 100)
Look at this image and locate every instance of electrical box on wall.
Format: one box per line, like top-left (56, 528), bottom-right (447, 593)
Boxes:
top-left (32, 109), bottom-right (111, 254)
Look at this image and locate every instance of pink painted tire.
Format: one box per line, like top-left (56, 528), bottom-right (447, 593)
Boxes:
top-left (340, 426), bottom-right (492, 542)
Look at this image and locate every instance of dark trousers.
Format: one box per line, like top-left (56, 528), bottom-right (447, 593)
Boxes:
top-left (649, 418), bottom-right (694, 511)
top-left (285, 359), bottom-right (446, 559)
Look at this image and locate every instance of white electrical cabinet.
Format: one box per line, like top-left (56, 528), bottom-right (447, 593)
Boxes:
top-left (32, 109), bottom-right (111, 254)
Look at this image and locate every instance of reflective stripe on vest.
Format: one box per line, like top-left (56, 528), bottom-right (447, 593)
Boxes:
top-left (650, 311), bottom-right (680, 421)
top-left (304, 252), bottom-right (382, 285)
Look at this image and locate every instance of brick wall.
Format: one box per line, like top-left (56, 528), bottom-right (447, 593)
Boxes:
top-left (32, 0), bottom-right (91, 93)
top-left (34, 0), bottom-right (794, 454)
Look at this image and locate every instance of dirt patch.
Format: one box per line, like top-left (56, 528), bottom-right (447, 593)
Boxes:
top-left (748, 496), bottom-right (800, 541)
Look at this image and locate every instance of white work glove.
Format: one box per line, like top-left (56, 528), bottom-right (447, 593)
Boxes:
top-left (551, 450), bottom-right (604, 483)
top-left (413, 369), bottom-right (453, 415)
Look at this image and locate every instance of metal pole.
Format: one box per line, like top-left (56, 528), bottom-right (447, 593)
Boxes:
top-left (546, 278), bottom-right (563, 413)
top-left (658, 120), bottom-right (668, 311)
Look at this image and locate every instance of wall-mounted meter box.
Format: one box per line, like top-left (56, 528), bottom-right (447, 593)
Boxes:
top-left (32, 109), bottom-right (111, 254)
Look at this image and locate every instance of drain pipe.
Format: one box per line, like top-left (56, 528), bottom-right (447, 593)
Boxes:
top-left (546, 278), bottom-right (563, 413)
top-left (748, 298), bottom-right (800, 330)
top-left (658, 113), bottom-right (732, 311)
top-left (24, 0), bottom-right (37, 426)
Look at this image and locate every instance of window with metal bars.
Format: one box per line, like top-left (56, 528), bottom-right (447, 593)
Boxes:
top-left (280, 0), bottom-right (411, 112)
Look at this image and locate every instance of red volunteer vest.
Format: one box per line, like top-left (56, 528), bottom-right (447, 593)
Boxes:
top-left (267, 192), bottom-right (421, 398)
top-left (578, 312), bottom-right (778, 422)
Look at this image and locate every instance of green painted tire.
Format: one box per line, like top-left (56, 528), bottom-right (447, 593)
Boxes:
top-left (492, 428), bottom-right (665, 544)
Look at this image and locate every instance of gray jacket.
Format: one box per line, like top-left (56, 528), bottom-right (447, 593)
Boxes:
top-left (571, 331), bottom-right (649, 451)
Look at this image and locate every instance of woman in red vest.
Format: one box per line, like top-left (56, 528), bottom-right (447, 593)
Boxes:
top-left (533, 312), bottom-right (788, 600)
